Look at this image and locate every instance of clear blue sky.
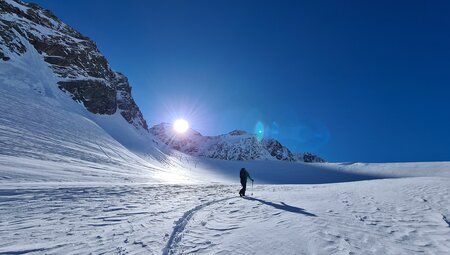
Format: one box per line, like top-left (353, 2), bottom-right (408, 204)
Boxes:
top-left (26, 0), bottom-right (450, 162)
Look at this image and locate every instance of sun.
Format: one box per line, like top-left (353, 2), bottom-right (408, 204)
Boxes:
top-left (173, 119), bottom-right (189, 133)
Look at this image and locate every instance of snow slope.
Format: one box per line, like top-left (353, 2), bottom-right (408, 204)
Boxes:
top-left (3, 44), bottom-right (445, 186)
top-left (0, 34), bottom-right (232, 185)
top-left (0, 42), bottom-right (148, 181)
top-left (1, 53), bottom-right (449, 185)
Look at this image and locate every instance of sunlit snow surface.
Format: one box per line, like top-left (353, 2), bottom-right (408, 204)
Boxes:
top-left (1, 19), bottom-right (450, 255)
top-left (0, 179), bottom-right (449, 254)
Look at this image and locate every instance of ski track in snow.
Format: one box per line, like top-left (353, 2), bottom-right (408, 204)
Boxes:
top-left (0, 185), bottom-right (236, 255)
top-left (169, 178), bottom-right (450, 255)
top-left (162, 196), bottom-right (237, 255)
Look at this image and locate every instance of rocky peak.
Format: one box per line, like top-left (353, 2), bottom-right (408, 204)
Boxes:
top-left (263, 138), bottom-right (296, 161)
top-left (150, 123), bottom-right (202, 137)
top-left (228, 130), bottom-right (248, 136)
top-left (0, 0), bottom-right (148, 131)
top-left (300, 152), bottom-right (326, 163)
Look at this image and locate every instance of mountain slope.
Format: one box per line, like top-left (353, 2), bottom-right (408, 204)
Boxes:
top-left (0, 0), bottom-right (358, 186)
top-left (0, 0), bottom-right (147, 131)
top-left (0, 0), bottom-right (233, 184)
top-left (1, 0), bottom-right (448, 187)
top-left (150, 123), bottom-right (325, 162)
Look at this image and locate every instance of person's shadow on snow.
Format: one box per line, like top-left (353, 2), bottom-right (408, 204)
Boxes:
top-left (245, 197), bottom-right (317, 217)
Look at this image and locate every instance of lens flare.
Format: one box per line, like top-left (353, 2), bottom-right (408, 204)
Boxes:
top-left (254, 121), bottom-right (264, 141)
top-left (173, 119), bottom-right (189, 133)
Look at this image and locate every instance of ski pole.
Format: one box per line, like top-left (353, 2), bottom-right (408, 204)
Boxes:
top-left (251, 181), bottom-right (253, 196)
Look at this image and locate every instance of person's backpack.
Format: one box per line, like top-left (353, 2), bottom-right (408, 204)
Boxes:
top-left (240, 168), bottom-right (246, 179)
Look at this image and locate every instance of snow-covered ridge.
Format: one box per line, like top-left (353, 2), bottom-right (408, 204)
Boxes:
top-left (150, 123), bottom-right (325, 162)
top-left (0, 0), bottom-right (148, 131)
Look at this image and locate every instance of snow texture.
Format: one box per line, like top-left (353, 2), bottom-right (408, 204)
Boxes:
top-left (1, 1), bottom-right (450, 254)
top-left (0, 179), bottom-right (449, 254)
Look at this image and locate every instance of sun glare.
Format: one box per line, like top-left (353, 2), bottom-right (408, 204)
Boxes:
top-left (173, 119), bottom-right (189, 133)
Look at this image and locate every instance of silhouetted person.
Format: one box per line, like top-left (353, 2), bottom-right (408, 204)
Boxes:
top-left (239, 168), bottom-right (254, 197)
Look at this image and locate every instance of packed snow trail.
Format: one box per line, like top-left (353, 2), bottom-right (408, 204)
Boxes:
top-left (162, 196), bottom-right (237, 255)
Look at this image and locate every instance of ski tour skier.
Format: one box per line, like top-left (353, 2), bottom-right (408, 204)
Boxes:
top-left (239, 167), bottom-right (254, 197)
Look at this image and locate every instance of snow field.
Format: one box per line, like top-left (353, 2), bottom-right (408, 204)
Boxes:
top-left (1, 178), bottom-right (448, 254)
top-left (171, 178), bottom-right (450, 255)
top-left (0, 184), bottom-right (236, 254)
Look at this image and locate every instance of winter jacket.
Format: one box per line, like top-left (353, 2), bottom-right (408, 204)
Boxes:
top-left (240, 169), bottom-right (253, 182)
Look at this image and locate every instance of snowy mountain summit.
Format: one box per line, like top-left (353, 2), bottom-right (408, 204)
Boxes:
top-left (0, 0), bottom-right (148, 131)
top-left (150, 123), bottom-right (325, 162)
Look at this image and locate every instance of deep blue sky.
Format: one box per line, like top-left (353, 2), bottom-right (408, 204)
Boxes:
top-left (26, 0), bottom-right (450, 162)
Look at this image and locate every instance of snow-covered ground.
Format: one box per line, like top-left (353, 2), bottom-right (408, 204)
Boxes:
top-left (173, 178), bottom-right (450, 255)
top-left (2, 77), bottom-right (450, 254)
top-left (1, 178), bottom-right (449, 254)
top-left (1, 7), bottom-right (450, 254)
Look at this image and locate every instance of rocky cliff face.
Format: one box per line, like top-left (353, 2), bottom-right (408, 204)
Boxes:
top-left (150, 123), bottom-right (325, 162)
top-left (296, 152), bottom-right (326, 163)
top-left (0, 0), bottom-right (148, 130)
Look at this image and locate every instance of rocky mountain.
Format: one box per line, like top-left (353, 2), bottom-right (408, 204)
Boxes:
top-left (0, 0), bottom-right (148, 130)
top-left (150, 123), bottom-right (325, 162)
top-left (0, 0), bottom-right (325, 164)
top-left (295, 152), bottom-right (326, 163)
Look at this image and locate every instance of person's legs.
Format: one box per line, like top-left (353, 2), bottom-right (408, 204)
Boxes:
top-left (239, 179), bottom-right (243, 196)
top-left (239, 179), bottom-right (247, 197)
top-left (241, 180), bottom-right (247, 196)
